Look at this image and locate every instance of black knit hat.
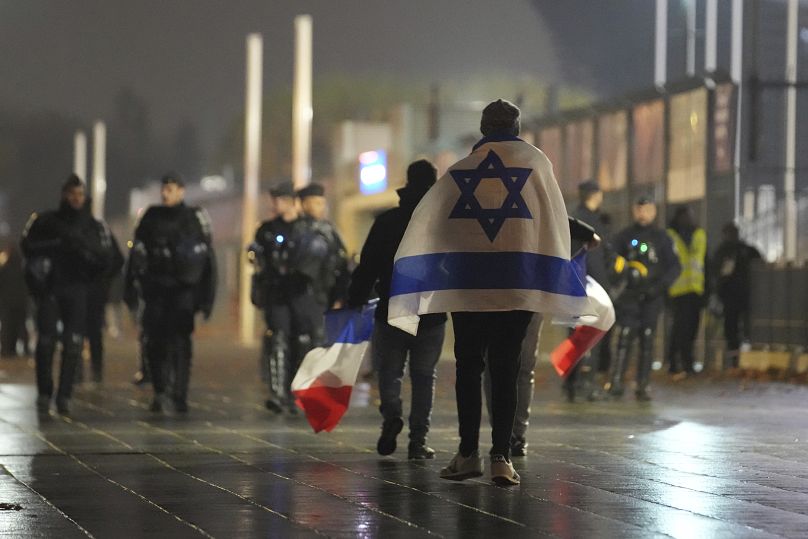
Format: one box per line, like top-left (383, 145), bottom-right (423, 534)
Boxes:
top-left (403, 159), bottom-right (437, 193)
top-left (480, 99), bottom-right (521, 136)
top-left (161, 171), bottom-right (185, 187)
top-left (296, 182), bottom-right (325, 199)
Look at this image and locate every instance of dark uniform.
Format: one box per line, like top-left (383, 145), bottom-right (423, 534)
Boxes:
top-left (127, 202), bottom-right (216, 412)
top-left (307, 218), bottom-right (350, 308)
top-left (0, 245), bottom-right (30, 358)
top-left (252, 211), bottom-right (331, 413)
top-left (20, 198), bottom-right (115, 413)
top-left (609, 221), bottom-right (680, 398)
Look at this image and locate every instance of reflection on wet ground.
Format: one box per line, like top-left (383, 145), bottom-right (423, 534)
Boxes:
top-left (0, 337), bottom-right (806, 538)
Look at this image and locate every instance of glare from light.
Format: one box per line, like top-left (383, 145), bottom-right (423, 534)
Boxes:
top-left (360, 164), bottom-right (386, 185)
top-left (359, 151), bottom-right (379, 165)
top-left (201, 175), bottom-right (228, 192)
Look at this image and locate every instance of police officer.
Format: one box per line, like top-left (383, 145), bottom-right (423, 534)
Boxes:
top-left (296, 182), bottom-right (350, 309)
top-left (252, 181), bottom-right (328, 414)
top-left (20, 175), bottom-right (116, 414)
top-left (608, 196), bottom-right (680, 401)
top-left (126, 173), bottom-right (216, 413)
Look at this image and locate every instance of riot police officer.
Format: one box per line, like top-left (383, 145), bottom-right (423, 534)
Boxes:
top-left (608, 197), bottom-right (680, 401)
top-left (126, 173), bottom-right (216, 413)
top-left (296, 182), bottom-right (350, 309)
top-left (252, 181), bottom-right (329, 414)
top-left (20, 175), bottom-right (116, 414)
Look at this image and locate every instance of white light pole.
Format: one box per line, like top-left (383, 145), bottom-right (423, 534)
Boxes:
top-left (91, 121), bottom-right (106, 220)
top-left (292, 14), bottom-right (313, 190)
top-left (240, 33), bottom-right (263, 346)
top-left (73, 130), bottom-right (87, 181)
top-left (655, 0), bottom-right (668, 88)
top-left (783, 0), bottom-right (799, 260)
top-left (731, 0), bottom-right (743, 221)
top-left (705, 0), bottom-right (717, 73)
top-left (685, 0), bottom-right (697, 77)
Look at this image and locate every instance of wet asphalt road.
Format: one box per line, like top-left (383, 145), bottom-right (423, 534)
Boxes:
top-left (0, 336), bottom-right (807, 538)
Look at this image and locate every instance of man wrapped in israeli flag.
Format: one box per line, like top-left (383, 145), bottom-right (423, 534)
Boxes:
top-left (388, 99), bottom-right (593, 486)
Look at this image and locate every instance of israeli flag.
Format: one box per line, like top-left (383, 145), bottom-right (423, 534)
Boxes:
top-left (388, 135), bottom-right (593, 335)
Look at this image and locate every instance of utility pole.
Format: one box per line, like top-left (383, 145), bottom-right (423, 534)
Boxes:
top-left (292, 15), bottom-right (313, 190)
top-left (91, 121), bottom-right (106, 220)
top-left (685, 0), bottom-right (697, 77)
top-left (731, 0), bottom-right (744, 221)
top-left (240, 33), bottom-right (263, 346)
top-left (705, 0), bottom-right (717, 74)
top-left (73, 130), bottom-right (87, 182)
top-left (783, 0), bottom-right (798, 260)
top-left (655, 0), bottom-right (668, 88)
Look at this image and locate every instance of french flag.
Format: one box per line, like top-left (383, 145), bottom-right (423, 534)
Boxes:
top-left (291, 302), bottom-right (376, 433)
top-left (550, 256), bottom-right (615, 377)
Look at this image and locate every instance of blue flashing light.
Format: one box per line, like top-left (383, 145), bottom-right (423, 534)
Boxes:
top-left (275, 234), bottom-right (285, 244)
top-left (631, 239), bottom-right (639, 247)
top-left (359, 150), bottom-right (387, 195)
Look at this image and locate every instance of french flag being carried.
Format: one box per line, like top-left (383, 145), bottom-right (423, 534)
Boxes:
top-left (291, 302), bottom-right (376, 433)
top-left (388, 135), bottom-right (595, 334)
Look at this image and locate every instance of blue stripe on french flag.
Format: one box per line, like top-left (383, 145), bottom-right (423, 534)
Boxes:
top-left (390, 251), bottom-right (588, 298)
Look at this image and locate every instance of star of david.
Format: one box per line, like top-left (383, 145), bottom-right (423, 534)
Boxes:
top-left (448, 150), bottom-right (533, 241)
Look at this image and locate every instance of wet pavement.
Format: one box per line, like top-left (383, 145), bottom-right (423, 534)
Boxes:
top-left (0, 337), bottom-right (807, 538)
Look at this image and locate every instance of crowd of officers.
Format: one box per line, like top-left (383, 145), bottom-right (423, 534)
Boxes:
top-left (6, 157), bottom-right (761, 464)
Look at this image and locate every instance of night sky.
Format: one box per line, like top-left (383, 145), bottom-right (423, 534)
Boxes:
top-left (0, 0), bottom-right (568, 154)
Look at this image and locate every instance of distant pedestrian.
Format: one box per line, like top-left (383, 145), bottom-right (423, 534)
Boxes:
top-left (710, 222), bottom-right (761, 368)
top-left (348, 160), bottom-right (446, 460)
top-left (388, 100), bottom-right (592, 485)
top-left (667, 206), bottom-right (706, 377)
top-left (20, 175), bottom-right (117, 414)
top-left (126, 172), bottom-right (217, 413)
top-left (0, 243), bottom-right (30, 358)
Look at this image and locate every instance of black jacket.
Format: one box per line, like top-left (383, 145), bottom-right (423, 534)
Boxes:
top-left (20, 202), bottom-right (115, 293)
top-left (570, 205), bottom-right (611, 286)
top-left (710, 239), bottom-right (761, 300)
top-left (126, 203), bottom-right (216, 316)
top-left (612, 222), bottom-right (681, 302)
top-left (348, 189), bottom-right (447, 328)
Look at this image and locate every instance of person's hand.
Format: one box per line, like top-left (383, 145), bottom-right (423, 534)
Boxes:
top-left (331, 300), bottom-right (345, 310)
top-left (585, 233), bottom-right (602, 250)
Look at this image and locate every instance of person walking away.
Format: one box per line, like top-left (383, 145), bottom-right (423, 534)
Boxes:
top-left (667, 206), bottom-right (706, 378)
top-left (388, 100), bottom-right (592, 485)
top-left (710, 222), bottom-right (761, 369)
top-left (126, 173), bottom-right (217, 413)
top-left (20, 175), bottom-right (115, 414)
top-left (608, 197), bottom-right (681, 401)
top-left (348, 160), bottom-right (446, 460)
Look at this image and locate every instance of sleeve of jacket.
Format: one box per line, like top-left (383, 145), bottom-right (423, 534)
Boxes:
top-left (19, 212), bottom-right (56, 258)
top-left (328, 227), bottom-right (352, 305)
top-left (656, 233), bottom-right (682, 291)
top-left (107, 230), bottom-right (125, 278)
top-left (347, 218), bottom-right (384, 307)
top-left (194, 208), bottom-right (217, 318)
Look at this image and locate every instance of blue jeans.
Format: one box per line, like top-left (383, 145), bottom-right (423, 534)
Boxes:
top-left (372, 321), bottom-right (445, 443)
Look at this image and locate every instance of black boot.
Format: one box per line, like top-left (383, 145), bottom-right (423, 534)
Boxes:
top-left (172, 336), bottom-right (192, 413)
top-left (377, 417), bottom-right (403, 456)
top-left (608, 327), bottom-right (634, 397)
top-left (635, 327), bottom-right (654, 401)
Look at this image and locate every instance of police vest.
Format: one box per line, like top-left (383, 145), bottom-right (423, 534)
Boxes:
top-left (667, 228), bottom-right (706, 297)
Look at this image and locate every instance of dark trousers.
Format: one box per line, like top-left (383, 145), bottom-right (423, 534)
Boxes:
top-left (721, 295), bottom-right (749, 368)
top-left (452, 310), bottom-right (532, 459)
top-left (483, 313), bottom-right (543, 443)
top-left (668, 293), bottom-right (702, 373)
top-left (263, 294), bottom-right (324, 404)
top-left (612, 295), bottom-right (663, 393)
top-left (34, 284), bottom-right (88, 400)
top-left (1, 305), bottom-right (28, 357)
top-left (143, 287), bottom-right (195, 403)
top-left (372, 321), bottom-right (445, 443)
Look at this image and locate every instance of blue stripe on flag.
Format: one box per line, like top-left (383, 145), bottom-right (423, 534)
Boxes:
top-left (324, 301), bottom-right (376, 345)
top-left (390, 251), bottom-right (587, 298)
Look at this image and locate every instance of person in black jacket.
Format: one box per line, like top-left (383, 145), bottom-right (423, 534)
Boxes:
top-left (20, 175), bottom-right (115, 414)
top-left (710, 222), bottom-right (762, 368)
top-left (565, 179), bottom-right (613, 401)
top-left (125, 172), bottom-right (216, 413)
top-left (608, 197), bottom-right (681, 401)
top-left (252, 181), bottom-right (328, 414)
top-left (348, 159), bottom-right (446, 459)
top-left (297, 183), bottom-right (351, 309)
top-left (0, 242), bottom-right (30, 358)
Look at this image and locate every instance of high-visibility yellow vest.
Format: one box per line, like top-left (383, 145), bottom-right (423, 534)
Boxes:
top-left (667, 228), bottom-right (706, 297)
